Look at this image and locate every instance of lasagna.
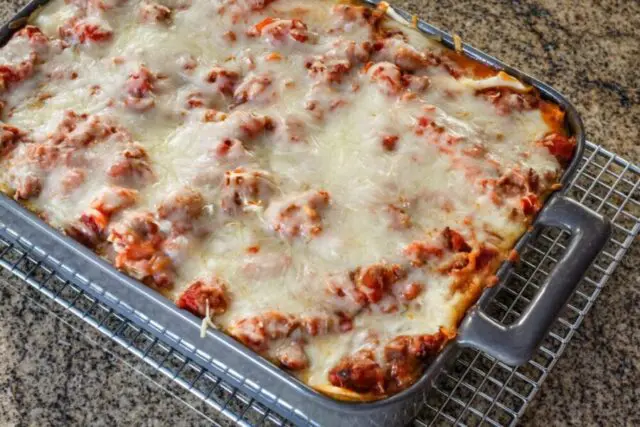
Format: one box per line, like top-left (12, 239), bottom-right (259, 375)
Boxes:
top-left (0, 0), bottom-right (575, 400)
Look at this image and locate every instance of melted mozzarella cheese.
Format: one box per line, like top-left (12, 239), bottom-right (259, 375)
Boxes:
top-left (0, 0), bottom-right (564, 393)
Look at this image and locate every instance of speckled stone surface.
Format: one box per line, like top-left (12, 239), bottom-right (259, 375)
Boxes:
top-left (0, 282), bottom-right (216, 426)
top-left (0, 0), bottom-right (638, 425)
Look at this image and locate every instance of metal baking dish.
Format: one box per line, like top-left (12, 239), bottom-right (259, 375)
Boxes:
top-left (0, 1), bottom-right (611, 426)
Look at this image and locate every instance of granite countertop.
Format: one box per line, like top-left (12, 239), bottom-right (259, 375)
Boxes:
top-left (0, 0), bottom-right (638, 425)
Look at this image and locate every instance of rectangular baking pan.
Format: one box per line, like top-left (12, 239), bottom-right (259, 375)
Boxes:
top-left (0, 1), bottom-right (611, 426)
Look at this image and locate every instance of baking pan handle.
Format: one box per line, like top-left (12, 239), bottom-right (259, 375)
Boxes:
top-left (457, 195), bottom-right (611, 365)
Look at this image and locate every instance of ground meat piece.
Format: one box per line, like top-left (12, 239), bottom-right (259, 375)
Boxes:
top-left (265, 190), bottom-right (330, 240)
top-left (183, 91), bottom-right (206, 109)
top-left (59, 17), bottom-right (113, 45)
top-left (24, 144), bottom-right (60, 169)
top-left (12, 174), bottom-right (42, 200)
top-left (0, 30), bottom-right (47, 92)
top-left (413, 116), bottom-right (460, 145)
top-left (368, 62), bottom-right (405, 95)
top-left (7, 112), bottom-right (140, 201)
top-left (326, 272), bottom-right (368, 317)
top-left (107, 144), bottom-right (155, 187)
top-left (124, 66), bottom-right (156, 111)
top-left (226, 111), bottom-right (274, 140)
top-left (0, 124), bottom-right (29, 158)
top-left (304, 87), bottom-right (349, 121)
top-left (443, 227), bottom-right (472, 252)
top-left (157, 188), bottom-right (204, 233)
top-left (220, 168), bottom-right (273, 215)
top-left (248, 18), bottom-right (311, 45)
top-left (441, 241), bottom-right (500, 275)
top-left (330, 4), bottom-right (382, 32)
top-left (230, 311), bottom-right (298, 352)
top-left (222, 30), bottom-right (237, 43)
top-left (404, 74), bottom-right (431, 93)
top-left (65, 209), bottom-right (108, 248)
top-left (7, 145), bottom-right (58, 199)
top-left (354, 263), bottom-right (406, 304)
top-left (495, 168), bottom-right (527, 197)
top-left (438, 252), bottom-right (471, 274)
top-left (403, 241), bottom-right (443, 266)
top-left (477, 87), bottom-right (539, 116)
top-left (325, 39), bottom-right (371, 64)
top-left (328, 349), bottom-right (385, 394)
top-left (275, 341), bottom-right (309, 370)
top-left (490, 167), bottom-right (544, 207)
top-left (91, 186), bottom-right (138, 215)
top-left (211, 138), bottom-right (250, 164)
top-left (520, 193), bottom-right (541, 216)
top-left (381, 135), bottom-right (399, 152)
top-left (15, 26), bottom-right (50, 53)
top-left (326, 263), bottom-right (411, 316)
top-left (176, 277), bottom-right (229, 318)
top-left (373, 37), bottom-right (433, 72)
top-left (300, 313), bottom-right (338, 337)
top-left (475, 244), bottom-right (499, 270)
top-left (401, 331), bottom-right (450, 359)
top-left (0, 27), bottom-right (50, 93)
top-left (437, 53), bottom-right (466, 80)
top-left (108, 213), bottom-right (175, 288)
top-left (66, 186), bottom-right (138, 248)
top-left (125, 66), bottom-right (155, 98)
top-left (49, 111), bottom-right (130, 148)
top-left (384, 330), bottom-right (448, 392)
top-left (233, 73), bottom-right (273, 105)
top-left (60, 168), bottom-right (86, 193)
top-left (305, 57), bottom-right (351, 85)
top-left (205, 66), bottom-right (239, 97)
top-left (400, 282), bottom-right (422, 301)
top-left (536, 133), bottom-right (576, 164)
top-left (177, 54), bottom-right (197, 73)
top-left (138, 0), bottom-right (172, 23)
top-left (0, 62), bottom-right (34, 93)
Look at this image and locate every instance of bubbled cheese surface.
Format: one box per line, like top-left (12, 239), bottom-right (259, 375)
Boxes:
top-left (0, 0), bottom-right (563, 391)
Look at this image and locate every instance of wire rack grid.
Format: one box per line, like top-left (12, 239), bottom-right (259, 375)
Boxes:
top-left (0, 141), bottom-right (637, 427)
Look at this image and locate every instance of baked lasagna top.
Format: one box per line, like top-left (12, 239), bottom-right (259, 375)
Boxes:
top-left (0, 0), bottom-right (575, 400)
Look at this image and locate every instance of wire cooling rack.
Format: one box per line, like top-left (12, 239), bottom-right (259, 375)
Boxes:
top-left (0, 141), bottom-right (637, 427)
